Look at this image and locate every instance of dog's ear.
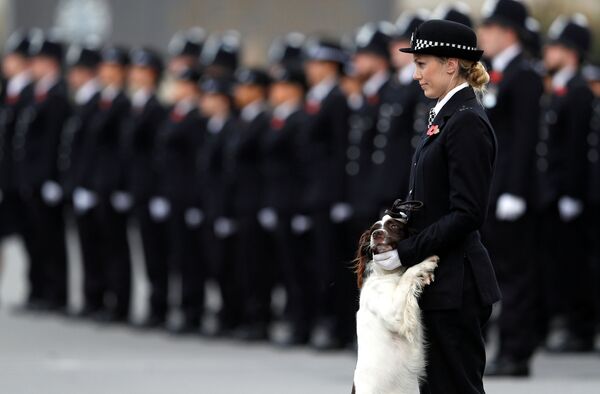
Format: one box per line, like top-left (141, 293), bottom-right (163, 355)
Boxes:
top-left (354, 229), bottom-right (372, 289)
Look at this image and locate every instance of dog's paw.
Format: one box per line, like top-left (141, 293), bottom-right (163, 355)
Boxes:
top-left (412, 257), bottom-right (438, 286)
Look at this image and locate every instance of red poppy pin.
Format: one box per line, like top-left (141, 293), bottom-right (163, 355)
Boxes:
top-left (426, 124), bottom-right (439, 137)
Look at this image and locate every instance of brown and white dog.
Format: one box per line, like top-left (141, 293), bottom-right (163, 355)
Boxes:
top-left (352, 201), bottom-right (438, 394)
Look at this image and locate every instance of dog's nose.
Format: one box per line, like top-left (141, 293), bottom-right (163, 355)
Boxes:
top-left (372, 229), bottom-right (386, 241)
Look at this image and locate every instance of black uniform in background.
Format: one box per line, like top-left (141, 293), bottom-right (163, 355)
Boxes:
top-left (201, 115), bottom-right (240, 332)
top-left (227, 105), bottom-right (272, 335)
top-left (123, 94), bottom-right (168, 322)
top-left (481, 52), bottom-right (544, 365)
top-left (14, 79), bottom-right (70, 309)
top-left (300, 82), bottom-right (350, 345)
top-left (85, 89), bottom-right (132, 319)
top-left (261, 107), bottom-right (311, 342)
top-left (586, 91), bottom-right (600, 322)
top-left (534, 72), bottom-right (595, 346)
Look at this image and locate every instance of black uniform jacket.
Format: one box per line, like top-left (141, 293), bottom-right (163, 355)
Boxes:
top-left (486, 53), bottom-right (543, 203)
top-left (397, 87), bottom-right (501, 310)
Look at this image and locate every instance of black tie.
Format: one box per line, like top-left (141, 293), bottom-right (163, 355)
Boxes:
top-left (427, 107), bottom-right (436, 128)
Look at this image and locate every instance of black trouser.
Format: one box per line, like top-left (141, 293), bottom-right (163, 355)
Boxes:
top-left (588, 204), bottom-right (600, 327)
top-left (76, 207), bottom-right (107, 311)
top-left (236, 213), bottom-right (272, 326)
top-left (277, 212), bottom-right (312, 335)
top-left (483, 213), bottom-right (538, 361)
top-left (136, 205), bottom-right (169, 319)
top-left (95, 201), bottom-right (131, 316)
top-left (205, 217), bottom-right (241, 329)
top-left (22, 192), bottom-right (68, 307)
top-left (419, 265), bottom-right (492, 394)
top-left (167, 206), bottom-right (205, 322)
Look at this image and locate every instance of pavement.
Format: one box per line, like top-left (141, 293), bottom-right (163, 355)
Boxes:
top-left (1, 233), bottom-right (600, 394)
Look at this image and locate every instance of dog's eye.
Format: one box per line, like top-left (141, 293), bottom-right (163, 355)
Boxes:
top-left (389, 223), bottom-right (398, 230)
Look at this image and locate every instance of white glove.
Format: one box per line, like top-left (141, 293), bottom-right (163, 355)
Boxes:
top-left (291, 214), bottom-right (313, 234)
top-left (373, 249), bottom-right (402, 271)
top-left (330, 202), bottom-right (353, 223)
top-left (185, 207), bottom-right (204, 228)
top-left (149, 196), bottom-right (171, 222)
top-left (111, 191), bottom-right (133, 213)
top-left (73, 187), bottom-right (98, 214)
top-left (558, 196), bottom-right (583, 222)
top-left (214, 217), bottom-right (237, 239)
top-left (495, 193), bottom-right (526, 221)
top-left (257, 207), bottom-right (278, 231)
top-left (41, 180), bottom-right (63, 206)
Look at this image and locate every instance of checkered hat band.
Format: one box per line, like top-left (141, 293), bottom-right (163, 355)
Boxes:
top-left (413, 39), bottom-right (477, 51)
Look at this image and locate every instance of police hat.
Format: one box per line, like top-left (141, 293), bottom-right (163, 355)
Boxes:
top-left (304, 37), bottom-right (347, 64)
top-left (235, 68), bottom-right (271, 87)
top-left (130, 47), bottom-right (164, 73)
top-left (399, 19), bottom-right (484, 62)
top-left (393, 10), bottom-right (429, 41)
top-left (270, 66), bottom-right (307, 91)
top-left (268, 32), bottom-right (306, 69)
top-left (28, 29), bottom-right (63, 62)
top-left (547, 14), bottom-right (592, 58)
top-left (481, 0), bottom-right (528, 32)
top-left (200, 31), bottom-right (241, 74)
top-left (354, 22), bottom-right (395, 60)
top-left (432, 2), bottom-right (473, 28)
top-left (200, 76), bottom-right (234, 97)
top-left (66, 45), bottom-right (101, 69)
top-left (101, 46), bottom-right (129, 66)
top-left (168, 27), bottom-right (206, 58)
top-left (5, 30), bottom-right (31, 57)
top-left (174, 67), bottom-right (202, 83)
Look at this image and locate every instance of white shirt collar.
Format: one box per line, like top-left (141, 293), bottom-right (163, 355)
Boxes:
top-left (35, 74), bottom-right (59, 96)
top-left (7, 70), bottom-right (32, 97)
top-left (75, 78), bottom-right (101, 105)
top-left (307, 76), bottom-right (337, 102)
top-left (240, 99), bottom-right (267, 122)
top-left (101, 85), bottom-right (120, 102)
top-left (273, 101), bottom-right (301, 121)
top-left (207, 115), bottom-right (227, 134)
top-left (491, 43), bottom-right (522, 73)
top-left (174, 99), bottom-right (195, 116)
top-left (433, 82), bottom-right (469, 117)
top-left (398, 63), bottom-right (416, 85)
top-left (552, 66), bottom-right (577, 90)
top-left (131, 88), bottom-right (153, 109)
top-left (347, 93), bottom-right (364, 111)
top-left (363, 70), bottom-right (390, 97)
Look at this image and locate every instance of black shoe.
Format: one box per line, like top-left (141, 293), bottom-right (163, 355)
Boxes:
top-left (233, 323), bottom-right (269, 342)
top-left (136, 314), bottom-right (167, 330)
top-left (168, 317), bottom-right (200, 335)
top-left (485, 357), bottom-right (530, 377)
top-left (546, 335), bottom-right (595, 353)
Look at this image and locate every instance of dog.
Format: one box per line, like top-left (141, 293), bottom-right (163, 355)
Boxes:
top-left (352, 200), bottom-right (438, 394)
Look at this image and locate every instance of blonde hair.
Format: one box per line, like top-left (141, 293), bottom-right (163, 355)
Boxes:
top-left (458, 59), bottom-right (490, 92)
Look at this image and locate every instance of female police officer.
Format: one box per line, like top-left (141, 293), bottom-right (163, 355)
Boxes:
top-left (375, 20), bottom-right (501, 393)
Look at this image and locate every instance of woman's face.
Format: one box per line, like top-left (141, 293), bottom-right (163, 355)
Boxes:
top-left (413, 54), bottom-right (456, 99)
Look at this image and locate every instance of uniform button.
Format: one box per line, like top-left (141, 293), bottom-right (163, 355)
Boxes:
top-left (537, 158), bottom-right (548, 172)
top-left (377, 119), bottom-right (390, 132)
top-left (374, 134), bottom-right (387, 149)
top-left (589, 149), bottom-right (599, 163)
top-left (379, 103), bottom-right (393, 117)
top-left (411, 135), bottom-right (420, 148)
top-left (536, 142), bottom-right (548, 156)
top-left (346, 162), bottom-right (359, 176)
top-left (392, 103), bottom-right (403, 116)
top-left (588, 133), bottom-right (599, 146)
top-left (347, 146), bottom-right (360, 160)
top-left (372, 150), bottom-right (385, 164)
top-left (545, 111), bottom-right (557, 124)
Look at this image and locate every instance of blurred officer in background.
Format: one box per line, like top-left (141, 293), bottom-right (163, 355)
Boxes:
top-left (300, 37), bottom-right (350, 350)
top-left (200, 31), bottom-right (241, 79)
top-left (535, 14), bottom-right (596, 353)
top-left (151, 67), bottom-right (205, 334)
top-left (161, 27), bottom-right (206, 103)
top-left (477, 0), bottom-right (544, 376)
top-left (198, 76), bottom-right (240, 336)
top-left (148, 67), bottom-right (203, 332)
top-left (13, 30), bottom-right (70, 313)
top-left (262, 66), bottom-right (309, 346)
top-left (348, 22), bottom-right (394, 227)
top-left (0, 31), bottom-right (33, 248)
top-left (123, 47), bottom-right (168, 329)
top-left (81, 46), bottom-right (132, 323)
top-left (583, 64), bottom-right (600, 322)
top-left (229, 68), bottom-right (272, 341)
top-left (431, 1), bottom-right (473, 27)
top-left (267, 32), bottom-right (306, 76)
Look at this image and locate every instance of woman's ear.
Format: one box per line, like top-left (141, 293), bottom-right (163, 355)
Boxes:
top-left (446, 58), bottom-right (459, 75)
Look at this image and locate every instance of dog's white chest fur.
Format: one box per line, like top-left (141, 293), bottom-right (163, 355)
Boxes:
top-left (353, 258), bottom-right (437, 394)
